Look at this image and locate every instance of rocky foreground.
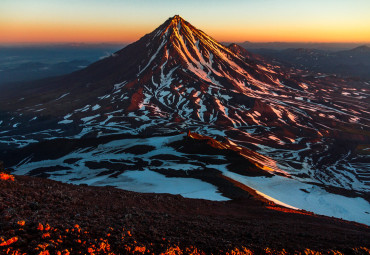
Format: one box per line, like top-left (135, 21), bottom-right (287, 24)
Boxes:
top-left (0, 173), bottom-right (369, 255)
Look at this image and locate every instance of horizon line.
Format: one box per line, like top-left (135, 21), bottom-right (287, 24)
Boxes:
top-left (1, 41), bottom-right (370, 46)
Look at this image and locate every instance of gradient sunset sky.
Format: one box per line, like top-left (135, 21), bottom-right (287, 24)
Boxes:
top-left (1, 0), bottom-right (369, 44)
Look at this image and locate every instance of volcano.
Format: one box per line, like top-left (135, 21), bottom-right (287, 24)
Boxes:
top-left (1, 15), bottom-right (307, 125)
top-left (0, 15), bottom-right (369, 225)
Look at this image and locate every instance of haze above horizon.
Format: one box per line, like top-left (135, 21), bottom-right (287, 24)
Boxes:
top-left (1, 0), bottom-right (369, 44)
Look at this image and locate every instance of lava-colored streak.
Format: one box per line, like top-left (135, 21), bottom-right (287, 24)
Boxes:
top-left (265, 206), bottom-right (313, 216)
top-left (186, 131), bottom-right (283, 174)
top-left (221, 174), bottom-right (313, 216)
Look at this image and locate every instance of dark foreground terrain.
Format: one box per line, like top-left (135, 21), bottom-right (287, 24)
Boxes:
top-left (0, 173), bottom-right (369, 254)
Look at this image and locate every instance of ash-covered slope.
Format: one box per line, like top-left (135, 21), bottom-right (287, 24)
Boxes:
top-left (0, 16), bottom-right (369, 224)
top-left (1, 174), bottom-right (370, 254)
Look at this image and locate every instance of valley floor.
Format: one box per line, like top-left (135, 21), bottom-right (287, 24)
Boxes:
top-left (1, 174), bottom-right (369, 254)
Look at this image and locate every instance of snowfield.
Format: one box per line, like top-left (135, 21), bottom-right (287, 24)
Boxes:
top-left (223, 171), bottom-right (370, 225)
top-left (11, 133), bottom-right (370, 225)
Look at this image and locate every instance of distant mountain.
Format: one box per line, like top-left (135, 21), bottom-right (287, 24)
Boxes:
top-left (238, 41), bottom-right (368, 51)
top-left (249, 45), bottom-right (370, 79)
top-left (0, 60), bottom-right (91, 85)
top-left (349, 45), bottom-right (370, 53)
top-left (0, 44), bottom-right (124, 85)
top-left (0, 15), bottom-right (369, 224)
top-left (227, 43), bottom-right (265, 62)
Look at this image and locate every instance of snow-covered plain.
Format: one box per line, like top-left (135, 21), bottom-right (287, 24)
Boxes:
top-left (83, 169), bottom-right (227, 201)
top-left (12, 133), bottom-right (370, 225)
top-left (13, 134), bottom-right (228, 201)
top-left (222, 171), bottom-right (370, 225)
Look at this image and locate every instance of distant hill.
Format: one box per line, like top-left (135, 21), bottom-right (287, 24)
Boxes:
top-left (0, 44), bottom-right (124, 85)
top-left (246, 45), bottom-right (370, 79)
top-left (237, 42), bottom-right (369, 51)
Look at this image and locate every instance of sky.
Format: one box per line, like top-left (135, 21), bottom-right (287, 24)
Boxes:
top-left (1, 0), bottom-right (370, 44)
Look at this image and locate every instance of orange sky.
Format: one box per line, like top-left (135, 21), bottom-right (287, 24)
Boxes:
top-left (2, 22), bottom-right (369, 44)
top-left (1, 0), bottom-right (369, 44)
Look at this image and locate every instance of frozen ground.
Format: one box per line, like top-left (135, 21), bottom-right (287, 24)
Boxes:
top-left (11, 133), bottom-right (370, 226)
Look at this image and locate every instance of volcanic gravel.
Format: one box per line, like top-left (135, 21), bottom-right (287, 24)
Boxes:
top-left (0, 174), bottom-right (369, 254)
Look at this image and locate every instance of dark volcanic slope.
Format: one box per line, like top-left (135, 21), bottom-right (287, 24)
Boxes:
top-left (1, 175), bottom-right (369, 254)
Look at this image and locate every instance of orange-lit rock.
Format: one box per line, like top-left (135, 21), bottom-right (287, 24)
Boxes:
top-left (37, 223), bottom-right (44, 231)
top-left (17, 221), bottom-right (25, 227)
top-left (0, 172), bottom-right (15, 181)
top-left (187, 131), bottom-right (281, 174)
top-left (44, 224), bottom-right (51, 231)
top-left (1, 173), bottom-right (368, 254)
top-left (133, 246), bottom-right (146, 253)
top-left (0, 237), bottom-right (18, 247)
top-left (42, 233), bottom-right (51, 239)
